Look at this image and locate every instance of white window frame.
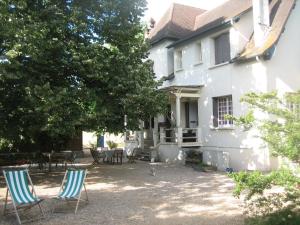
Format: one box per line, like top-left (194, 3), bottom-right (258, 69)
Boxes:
top-left (195, 42), bottom-right (203, 64)
top-left (213, 95), bottom-right (233, 128)
top-left (175, 49), bottom-right (183, 71)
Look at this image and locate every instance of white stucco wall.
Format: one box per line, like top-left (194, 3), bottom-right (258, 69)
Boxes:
top-left (151, 4), bottom-right (300, 171)
top-left (148, 40), bottom-right (175, 81)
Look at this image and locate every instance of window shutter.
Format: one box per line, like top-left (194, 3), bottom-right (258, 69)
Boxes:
top-left (212, 98), bottom-right (218, 127)
top-left (214, 33), bottom-right (230, 64)
top-left (215, 36), bottom-right (221, 65)
top-left (222, 33), bottom-right (231, 62)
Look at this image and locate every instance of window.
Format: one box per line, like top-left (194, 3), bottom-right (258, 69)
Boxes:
top-left (285, 93), bottom-right (300, 118)
top-left (195, 42), bottom-right (202, 64)
top-left (175, 49), bottom-right (183, 70)
top-left (167, 49), bottom-right (174, 74)
top-left (213, 95), bottom-right (233, 127)
top-left (214, 32), bottom-right (231, 65)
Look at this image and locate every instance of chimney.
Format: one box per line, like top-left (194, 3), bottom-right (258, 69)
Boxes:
top-left (252, 0), bottom-right (270, 47)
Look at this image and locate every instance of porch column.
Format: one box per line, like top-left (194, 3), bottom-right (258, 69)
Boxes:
top-left (197, 97), bottom-right (201, 128)
top-left (176, 95), bottom-right (181, 128)
top-left (197, 97), bottom-right (202, 144)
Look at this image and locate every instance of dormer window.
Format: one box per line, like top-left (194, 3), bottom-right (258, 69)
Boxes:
top-left (214, 32), bottom-right (230, 65)
top-left (175, 49), bottom-right (183, 71)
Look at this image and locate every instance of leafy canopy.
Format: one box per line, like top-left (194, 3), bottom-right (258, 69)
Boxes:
top-left (0, 0), bottom-right (167, 152)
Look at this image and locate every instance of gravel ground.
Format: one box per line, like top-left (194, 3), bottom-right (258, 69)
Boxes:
top-left (0, 158), bottom-right (244, 225)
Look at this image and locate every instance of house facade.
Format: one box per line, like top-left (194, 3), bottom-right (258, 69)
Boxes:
top-left (126, 0), bottom-right (300, 171)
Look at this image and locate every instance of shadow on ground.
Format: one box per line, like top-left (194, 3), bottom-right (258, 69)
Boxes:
top-left (0, 159), bottom-right (244, 225)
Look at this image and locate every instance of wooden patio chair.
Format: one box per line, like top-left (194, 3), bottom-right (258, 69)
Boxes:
top-left (90, 149), bottom-right (105, 165)
top-left (127, 147), bottom-right (139, 163)
top-left (53, 169), bottom-right (88, 214)
top-left (113, 148), bottom-right (124, 164)
top-left (2, 169), bottom-right (44, 225)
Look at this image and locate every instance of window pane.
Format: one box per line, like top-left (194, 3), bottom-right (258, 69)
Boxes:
top-left (215, 95), bottom-right (233, 126)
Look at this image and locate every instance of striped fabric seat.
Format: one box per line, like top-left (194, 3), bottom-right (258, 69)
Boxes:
top-left (59, 170), bottom-right (86, 199)
top-left (4, 170), bottom-right (40, 205)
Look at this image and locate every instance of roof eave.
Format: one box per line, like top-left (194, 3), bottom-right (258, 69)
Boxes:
top-left (166, 20), bottom-right (232, 49)
top-left (149, 37), bottom-right (179, 47)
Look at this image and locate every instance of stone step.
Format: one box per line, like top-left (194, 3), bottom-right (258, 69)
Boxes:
top-left (136, 151), bottom-right (151, 162)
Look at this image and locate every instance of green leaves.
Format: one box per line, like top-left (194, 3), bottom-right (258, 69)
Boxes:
top-left (230, 91), bottom-right (300, 224)
top-left (0, 0), bottom-right (166, 152)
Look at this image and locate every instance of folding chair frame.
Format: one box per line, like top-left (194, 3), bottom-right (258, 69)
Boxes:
top-left (2, 169), bottom-right (44, 225)
top-left (53, 169), bottom-right (89, 214)
top-left (127, 148), bottom-right (138, 163)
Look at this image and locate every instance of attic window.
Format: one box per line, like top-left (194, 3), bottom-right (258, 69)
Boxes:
top-left (175, 49), bottom-right (183, 71)
top-left (214, 32), bottom-right (231, 65)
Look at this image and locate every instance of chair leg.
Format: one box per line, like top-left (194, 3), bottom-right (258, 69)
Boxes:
top-left (84, 184), bottom-right (89, 202)
top-left (11, 199), bottom-right (21, 225)
top-left (37, 202), bottom-right (45, 218)
top-left (3, 189), bottom-right (8, 215)
top-left (75, 195), bottom-right (82, 214)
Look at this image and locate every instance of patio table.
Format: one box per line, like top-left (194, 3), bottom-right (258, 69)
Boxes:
top-left (42, 151), bottom-right (73, 172)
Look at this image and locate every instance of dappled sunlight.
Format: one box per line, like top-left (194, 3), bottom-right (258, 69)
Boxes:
top-left (87, 182), bottom-right (118, 191)
top-left (0, 159), bottom-right (244, 225)
top-left (122, 185), bottom-right (146, 191)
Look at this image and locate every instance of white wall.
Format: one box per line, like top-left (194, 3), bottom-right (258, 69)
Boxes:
top-left (154, 4), bottom-right (300, 171)
top-left (149, 40), bottom-right (174, 81)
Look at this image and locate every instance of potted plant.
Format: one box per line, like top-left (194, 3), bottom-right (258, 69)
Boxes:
top-left (106, 141), bottom-right (118, 150)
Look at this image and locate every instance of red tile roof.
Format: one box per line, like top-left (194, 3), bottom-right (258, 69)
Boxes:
top-left (149, 0), bottom-right (296, 62)
top-left (193, 0), bottom-right (252, 31)
top-left (148, 3), bottom-right (205, 45)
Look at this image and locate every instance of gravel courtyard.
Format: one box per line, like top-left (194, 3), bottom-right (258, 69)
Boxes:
top-left (0, 159), bottom-right (244, 225)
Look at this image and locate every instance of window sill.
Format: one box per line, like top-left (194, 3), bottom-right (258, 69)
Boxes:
top-left (194, 62), bottom-right (203, 67)
top-left (175, 68), bottom-right (183, 72)
top-left (210, 126), bottom-right (235, 131)
top-left (209, 61), bottom-right (230, 70)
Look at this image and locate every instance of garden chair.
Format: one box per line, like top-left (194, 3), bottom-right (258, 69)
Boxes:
top-left (90, 148), bottom-right (105, 165)
top-left (2, 169), bottom-right (44, 225)
top-left (113, 148), bottom-right (124, 164)
top-left (127, 147), bottom-right (139, 163)
top-left (53, 169), bottom-right (88, 214)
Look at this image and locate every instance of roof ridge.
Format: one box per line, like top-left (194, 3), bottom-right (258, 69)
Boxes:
top-left (172, 2), bottom-right (206, 11)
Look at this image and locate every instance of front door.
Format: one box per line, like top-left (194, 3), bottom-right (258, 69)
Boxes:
top-left (189, 101), bottom-right (198, 128)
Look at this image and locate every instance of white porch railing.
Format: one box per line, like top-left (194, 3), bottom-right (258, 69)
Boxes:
top-left (159, 127), bottom-right (202, 147)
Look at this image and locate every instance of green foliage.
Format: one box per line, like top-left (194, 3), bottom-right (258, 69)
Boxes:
top-left (0, 0), bottom-right (167, 152)
top-left (230, 170), bottom-right (300, 225)
top-left (230, 169), bottom-right (300, 200)
top-left (245, 193), bottom-right (300, 225)
top-left (239, 91), bottom-right (300, 162)
top-left (230, 91), bottom-right (300, 225)
top-left (106, 140), bottom-right (118, 149)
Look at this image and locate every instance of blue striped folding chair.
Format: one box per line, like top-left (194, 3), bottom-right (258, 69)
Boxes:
top-left (2, 169), bottom-right (44, 225)
top-left (53, 169), bottom-right (88, 214)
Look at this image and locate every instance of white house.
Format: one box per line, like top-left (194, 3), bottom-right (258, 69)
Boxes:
top-left (126, 0), bottom-right (300, 171)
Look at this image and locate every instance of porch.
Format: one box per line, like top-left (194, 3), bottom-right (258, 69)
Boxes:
top-left (157, 85), bottom-right (203, 148)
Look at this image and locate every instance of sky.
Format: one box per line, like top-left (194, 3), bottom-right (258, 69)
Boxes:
top-left (144, 0), bottom-right (229, 22)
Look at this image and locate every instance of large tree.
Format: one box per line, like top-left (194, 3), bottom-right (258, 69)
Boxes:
top-left (0, 0), bottom-right (166, 152)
